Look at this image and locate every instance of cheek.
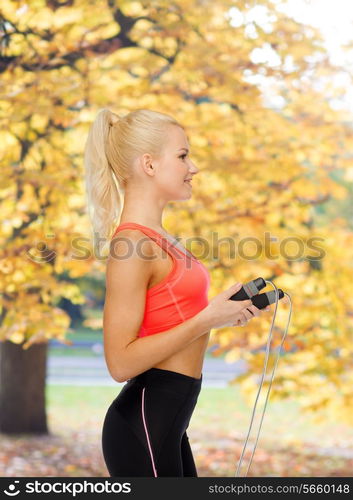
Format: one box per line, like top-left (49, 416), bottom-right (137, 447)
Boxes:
top-left (159, 166), bottom-right (184, 185)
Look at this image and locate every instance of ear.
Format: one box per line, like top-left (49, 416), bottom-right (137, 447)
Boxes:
top-left (137, 153), bottom-right (155, 178)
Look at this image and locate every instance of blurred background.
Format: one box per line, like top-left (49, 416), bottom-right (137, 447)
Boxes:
top-left (0, 0), bottom-right (352, 477)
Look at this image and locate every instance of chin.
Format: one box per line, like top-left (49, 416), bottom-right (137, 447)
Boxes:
top-left (166, 183), bottom-right (193, 201)
top-left (179, 189), bottom-right (193, 200)
top-left (169, 194), bottom-right (191, 202)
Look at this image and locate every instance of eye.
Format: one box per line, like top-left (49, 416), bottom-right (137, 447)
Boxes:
top-left (179, 154), bottom-right (187, 160)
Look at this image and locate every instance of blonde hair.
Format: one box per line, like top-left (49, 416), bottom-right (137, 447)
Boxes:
top-left (83, 108), bottom-right (184, 254)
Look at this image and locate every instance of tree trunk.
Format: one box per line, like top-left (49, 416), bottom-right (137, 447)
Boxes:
top-left (0, 340), bottom-right (48, 434)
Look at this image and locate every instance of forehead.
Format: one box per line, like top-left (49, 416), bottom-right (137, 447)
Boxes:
top-left (166, 125), bottom-right (189, 147)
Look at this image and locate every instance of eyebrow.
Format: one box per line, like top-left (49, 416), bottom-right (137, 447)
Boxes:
top-left (178, 148), bottom-right (189, 152)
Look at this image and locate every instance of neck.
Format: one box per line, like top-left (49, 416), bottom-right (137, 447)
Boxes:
top-left (119, 190), bottom-right (169, 233)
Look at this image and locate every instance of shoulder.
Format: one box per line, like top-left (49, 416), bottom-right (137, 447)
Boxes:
top-left (111, 228), bottom-right (154, 252)
top-left (108, 228), bottom-right (155, 268)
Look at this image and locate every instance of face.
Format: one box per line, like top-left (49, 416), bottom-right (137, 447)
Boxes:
top-left (141, 125), bottom-right (199, 202)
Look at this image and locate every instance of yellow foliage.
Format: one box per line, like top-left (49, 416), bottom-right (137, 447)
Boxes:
top-left (0, 0), bottom-right (352, 423)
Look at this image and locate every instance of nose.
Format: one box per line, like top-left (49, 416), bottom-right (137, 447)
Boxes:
top-left (189, 161), bottom-right (199, 175)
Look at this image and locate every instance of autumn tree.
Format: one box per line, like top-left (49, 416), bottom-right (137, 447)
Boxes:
top-left (0, 0), bottom-right (352, 435)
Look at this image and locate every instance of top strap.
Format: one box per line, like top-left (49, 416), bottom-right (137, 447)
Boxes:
top-left (112, 222), bottom-right (181, 258)
top-left (112, 222), bottom-right (194, 260)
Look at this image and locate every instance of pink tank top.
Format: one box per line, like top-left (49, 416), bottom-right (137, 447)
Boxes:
top-left (111, 222), bottom-right (210, 337)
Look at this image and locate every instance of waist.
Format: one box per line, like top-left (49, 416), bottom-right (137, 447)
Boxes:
top-left (126, 367), bottom-right (202, 395)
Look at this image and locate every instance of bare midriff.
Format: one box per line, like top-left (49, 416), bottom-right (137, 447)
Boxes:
top-left (147, 239), bottom-right (210, 380)
top-left (151, 332), bottom-right (210, 380)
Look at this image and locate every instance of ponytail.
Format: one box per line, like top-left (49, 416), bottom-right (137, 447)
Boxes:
top-left (83, 108), bottom-right (123, 255)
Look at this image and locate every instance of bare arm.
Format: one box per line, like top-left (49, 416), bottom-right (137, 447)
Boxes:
top-left (103, 229), bottom-right (212, 383)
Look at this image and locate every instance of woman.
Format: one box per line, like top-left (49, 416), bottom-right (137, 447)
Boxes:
top-left (84, 108), bottom-right (268, 477)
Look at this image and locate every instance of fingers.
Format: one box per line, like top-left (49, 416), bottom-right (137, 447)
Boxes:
top-left (243, 308), bottom-right (256, 321)
top-left (226, 282), bottom-right (243, 298)
top-left (236, 311), bottom-right (249, 326)
top-left (241, 299), bottom-right (252, 307)
top-left (235, 303), bottom-right (271, 326)
top-left (230, 282), bottom-right (242, 291)
top-left (245, 304), bottom-right (272, 317)
top-left (246, 304), bottom-right (261, 318)
top-left (235, 315), bottom-right (246, 327)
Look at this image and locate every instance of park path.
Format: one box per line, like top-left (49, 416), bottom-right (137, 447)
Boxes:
top-left (47, 354), bottom-right (248, 388)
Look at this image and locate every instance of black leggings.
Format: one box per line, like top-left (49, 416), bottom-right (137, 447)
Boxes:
top-left (101, 367), bottom-right (202, 477)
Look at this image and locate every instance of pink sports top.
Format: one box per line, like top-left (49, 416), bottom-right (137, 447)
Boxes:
top-left (112, 222), bottom-right (211, 337)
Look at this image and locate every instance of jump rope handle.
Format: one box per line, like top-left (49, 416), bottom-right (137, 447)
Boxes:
top-left (229, 277), bottom-right (284, 309)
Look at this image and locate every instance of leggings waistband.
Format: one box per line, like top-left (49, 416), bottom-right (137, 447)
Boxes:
top-left (127, 367), bottom-right (202, 394)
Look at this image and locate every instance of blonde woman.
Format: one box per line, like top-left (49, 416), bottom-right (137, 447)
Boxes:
top-left (84, 108), bottom-right (268, 477)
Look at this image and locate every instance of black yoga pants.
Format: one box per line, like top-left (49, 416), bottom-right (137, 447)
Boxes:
top-left (101, 367), bottom-right (202, 477)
